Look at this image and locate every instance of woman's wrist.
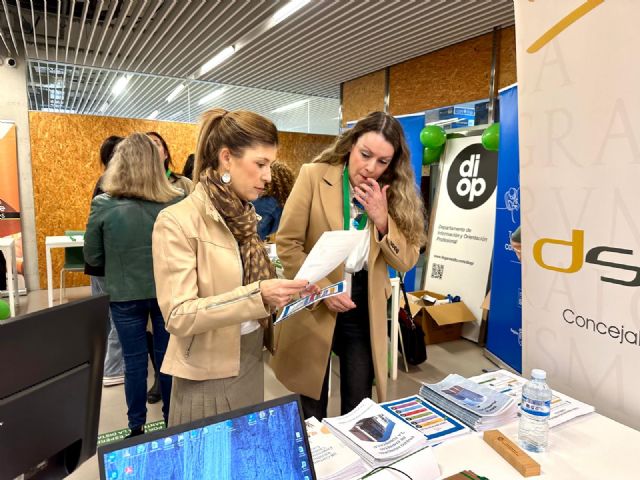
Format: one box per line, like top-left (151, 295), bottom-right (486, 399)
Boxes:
top-left (375, 217), bottom-right (388, 236)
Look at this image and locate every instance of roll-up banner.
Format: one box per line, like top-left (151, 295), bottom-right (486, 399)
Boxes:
top-left (516, 0), bottom-right (640, 428)
top-left (424, 136), bottom-right (498, 342)
top-left (486, 85), bottom-right (523, 372)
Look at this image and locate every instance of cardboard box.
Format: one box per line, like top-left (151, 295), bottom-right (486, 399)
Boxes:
top-left (403, 290), bottom-right (476, 345)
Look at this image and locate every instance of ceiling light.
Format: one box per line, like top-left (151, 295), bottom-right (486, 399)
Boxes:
top-left (272, 99), bottom-right (309, 113)
top-left (200, 46), bottom-right (235, 76)
top-left (271, 0), bottom-right (311, 25)
top-left (166, 84), bottom-right (185, 103)
top-left (99, 102), bottom-right (109, 113)
top-left (197, 88), bottom-right (226, 105)
top-left (111, 76), bottom-right (129, 96)
top-left (148, 110), bottom-right (159, 120)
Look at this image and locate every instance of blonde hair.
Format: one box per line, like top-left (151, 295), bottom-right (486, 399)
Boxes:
top-left (101, 133), bottom-right (183, 203)
top-left (194, 108), bottom-right (278, 180)
top-left (314, 111), bottom-right (427, 247)
top-left (264, 162), bottom-right (295, 207)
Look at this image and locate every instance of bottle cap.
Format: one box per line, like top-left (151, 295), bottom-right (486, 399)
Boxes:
top-left (531, 369), bottom-right (546, 380)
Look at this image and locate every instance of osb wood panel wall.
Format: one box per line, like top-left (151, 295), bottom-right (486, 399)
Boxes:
top-left (389, 31), bottom-right (494, 115)
top-left (497, 26), bottom-right (517, 89)
top-left (29, 112), bottom-right (335, 289)
top-left (279, 132), bottom-right (335, 174)
top-left (342, 70), bottom-right (386, 126)
top-left (341, 26), bottom-right (517, 118)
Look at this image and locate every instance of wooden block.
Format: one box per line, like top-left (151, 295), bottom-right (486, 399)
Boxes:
top-left (483, 430), bottom-right (541, 477)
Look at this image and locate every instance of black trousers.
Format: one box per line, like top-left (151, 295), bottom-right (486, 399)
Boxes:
top-left (301, 270), bottom-right (374, 420)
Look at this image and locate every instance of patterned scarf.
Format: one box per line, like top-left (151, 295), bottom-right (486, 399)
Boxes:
top-left (202, 170), bottom-right (275, 287)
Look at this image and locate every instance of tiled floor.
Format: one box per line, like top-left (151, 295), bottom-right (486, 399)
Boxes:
top-left (10, 287), bottom-right (498, 479)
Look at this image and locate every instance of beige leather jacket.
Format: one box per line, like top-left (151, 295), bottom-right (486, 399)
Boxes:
top-left (152, 182), bottom-right (269, 381)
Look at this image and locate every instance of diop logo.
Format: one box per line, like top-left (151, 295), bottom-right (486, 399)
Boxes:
top-left (533, 230), bottom-right (640, 287)
top-left (446, 144), bottom-right (498, 210)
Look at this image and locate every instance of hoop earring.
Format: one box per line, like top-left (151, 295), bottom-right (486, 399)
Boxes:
top-left (221, 172), bottom-right (232, 184)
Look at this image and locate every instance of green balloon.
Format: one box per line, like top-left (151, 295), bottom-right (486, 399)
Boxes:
top-left (423, 145), bottom-right (443, 165)
top-left (420, 125), bottom-right (447, 148)
top-left (481, 122), bottom-right (500, 151)
top-left (0, 299), bottom-right (10, 320)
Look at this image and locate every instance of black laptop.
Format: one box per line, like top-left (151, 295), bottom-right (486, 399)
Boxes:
top-left (98, 394), bottom-right (316, 480)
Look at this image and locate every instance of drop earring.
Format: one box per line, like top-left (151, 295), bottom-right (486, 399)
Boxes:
top-left (221, 171), bottom-right (232, 184)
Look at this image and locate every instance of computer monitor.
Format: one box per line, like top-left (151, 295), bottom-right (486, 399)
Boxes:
top-left (98, 394), bottom-right (317, 480)
top-left (0, 295), bottom-right (109, 479)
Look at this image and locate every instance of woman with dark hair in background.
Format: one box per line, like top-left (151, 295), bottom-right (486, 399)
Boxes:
top-left (271, 111), bottom-right (426, 420)
top-left (84, 133), bottom-right (184, 437)
top-left (182, 153), bottom-right (195, 180)
top-left (252, 161), bottom-right (295, 240)
top-left (85, 135), bottom-right (125, 387)
top-left (147, 132), bottom-right (193, 194)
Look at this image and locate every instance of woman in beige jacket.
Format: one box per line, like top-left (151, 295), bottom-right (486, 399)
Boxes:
top-left (152, 109), bottom-right (312, 426)
top-left (271, 112), bottom-right (427, 420)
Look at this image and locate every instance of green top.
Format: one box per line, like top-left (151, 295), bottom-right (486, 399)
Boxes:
top-left (342, 167), bottom-right (368, 231)
top-left (83, 193), bottom-right (184, 302)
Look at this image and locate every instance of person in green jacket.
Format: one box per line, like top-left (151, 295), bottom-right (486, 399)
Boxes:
top-left (84, 132), bottom-right (184, 437)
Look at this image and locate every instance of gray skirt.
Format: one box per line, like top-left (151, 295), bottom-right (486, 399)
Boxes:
top-left (168, 328), bottom-right (264, 427)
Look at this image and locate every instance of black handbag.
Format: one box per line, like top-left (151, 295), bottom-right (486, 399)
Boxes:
top-left (398, 274), bottom-right (427, 366)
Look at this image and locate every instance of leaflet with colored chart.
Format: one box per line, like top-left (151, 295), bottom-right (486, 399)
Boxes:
top-left (380, 395), bottom-right (470, 445)
top-left (322, 398), bottom-right (428, 467)
top-left (470, 369), bottom-right (595, 428)
top-left (275, 281), bottom-right (346, 324)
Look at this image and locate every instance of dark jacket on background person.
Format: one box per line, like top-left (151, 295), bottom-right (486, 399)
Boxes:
top-left (252, 195), bottom-right (282, 240)
top-left (84, 193), bottom-right (183, 301)
top-left (84, 176), bottom-right (107, 276)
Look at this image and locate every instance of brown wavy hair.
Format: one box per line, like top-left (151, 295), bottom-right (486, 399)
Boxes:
top-left (264, 162), bottom-right (295, 207)
top-left (194, 108), bottom-right (278, 180)
top-left (313, 111), bottom-right (426, 247)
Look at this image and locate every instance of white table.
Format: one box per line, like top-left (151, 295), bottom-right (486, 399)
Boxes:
top-left (433, 413), bottom-right (639, 478)
top-left (45, 235), bottom-right (84, 307)
top-left (0, 236), bottom-right (19, 316)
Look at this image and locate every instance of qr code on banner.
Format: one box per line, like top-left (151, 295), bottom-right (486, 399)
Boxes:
top-left (431, 263), bottom-right (444, 280)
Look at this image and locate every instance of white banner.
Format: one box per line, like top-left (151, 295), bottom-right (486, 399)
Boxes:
top-left (424, 136), bottom-right (498, 341)
top-left (516, 0), bottom-right (640, 429)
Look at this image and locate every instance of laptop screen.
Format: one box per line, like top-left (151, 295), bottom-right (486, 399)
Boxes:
top-left (98, 395), bottom-right (315, 480)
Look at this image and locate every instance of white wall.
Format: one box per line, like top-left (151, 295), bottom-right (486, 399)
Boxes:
top-left (0, 57), bottom-right (39, 290)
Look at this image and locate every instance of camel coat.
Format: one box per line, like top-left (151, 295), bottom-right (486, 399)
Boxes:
top-left (270, 163), bottom-right (419, 403)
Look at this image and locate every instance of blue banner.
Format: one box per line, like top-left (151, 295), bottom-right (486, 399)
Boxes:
top-left (486, 85), bottom-right (522, 372)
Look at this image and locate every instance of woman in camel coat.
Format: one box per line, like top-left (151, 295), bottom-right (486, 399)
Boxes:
top-left (271, 111), bottom-right (426, 420)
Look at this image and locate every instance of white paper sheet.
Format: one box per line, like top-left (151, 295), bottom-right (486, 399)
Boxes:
top-left (294, 230), bottom-right (367, 284)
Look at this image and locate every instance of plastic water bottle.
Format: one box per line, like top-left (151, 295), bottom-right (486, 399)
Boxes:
top-left (518, 369), bottom-right (552, 452)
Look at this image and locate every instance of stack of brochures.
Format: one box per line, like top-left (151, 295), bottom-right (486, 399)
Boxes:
top-left (305, 417), bottom-right (370, 480)
top-left (419, 374), bottom-right (518, 431)
top-left (380, 395), bottom-right (470, 445)
top-left (323, 398), bottom-right (428, 467)
top-left (470, 369), bottom-right (595, 427)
